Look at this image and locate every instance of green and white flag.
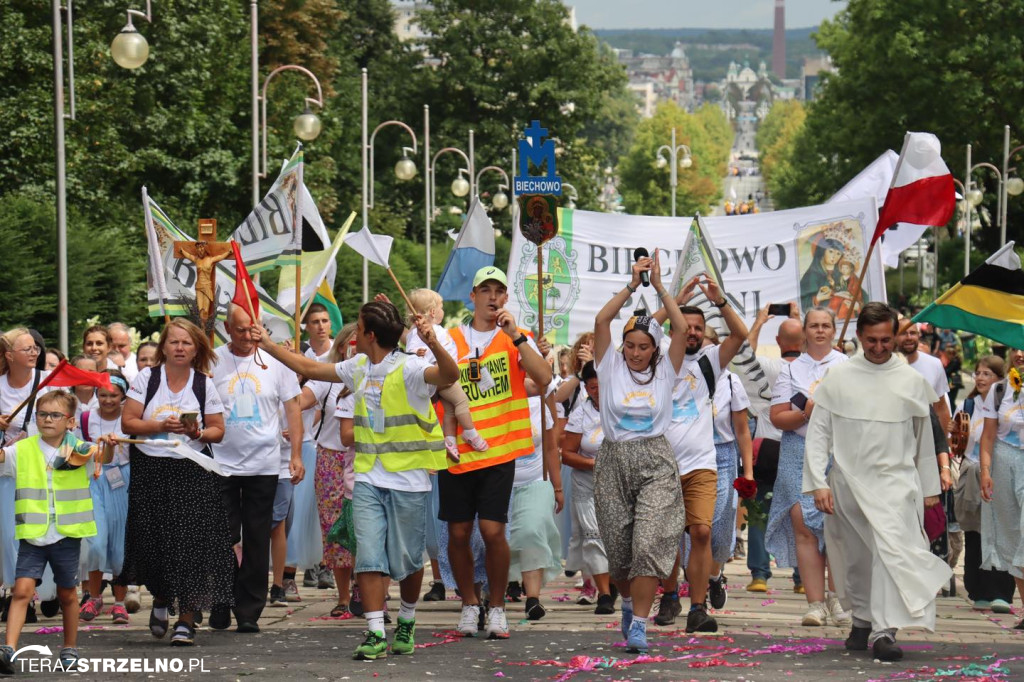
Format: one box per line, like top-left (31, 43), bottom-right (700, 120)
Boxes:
top-left (231, 146), bottom-right (304, 273)
top-left (142, 187), bottom-right (296, 343)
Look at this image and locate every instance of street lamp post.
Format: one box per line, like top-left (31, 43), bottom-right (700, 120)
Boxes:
top-left (362, 68), bottom-right (419, 301)
top-left (963, 143), bottom-right (1005, 275)
top-left (53, 0), bottom-right (152, 352)
top-left (561, 182), bottom-right (579, 209)
top-left (1001, 124), bottom-right (1024, 247)
top-left (257, 65), bottom-right (324, 181)
top-left (250, 2), bottom-right (324, 205)
top-left (428, 130), bottom-right (476, 288)
top-left (475, 166), bottom-right (510, 213)
top-left (655, 127), bottom-right (692, 217)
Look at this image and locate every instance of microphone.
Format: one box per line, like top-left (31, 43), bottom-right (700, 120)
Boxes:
top-left (633, 247), bottom-right (651, 287)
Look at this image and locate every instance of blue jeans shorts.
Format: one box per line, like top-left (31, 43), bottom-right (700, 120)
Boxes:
top-left (16, 537), bottom-right (82, 589)
top-left (273, 479), bottom-right (294, 527)
top-left (352, 482), bottom-right (428, 581)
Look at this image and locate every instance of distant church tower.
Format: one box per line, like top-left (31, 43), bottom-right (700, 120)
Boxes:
top-left (772, 0), bottom-right (786, 78)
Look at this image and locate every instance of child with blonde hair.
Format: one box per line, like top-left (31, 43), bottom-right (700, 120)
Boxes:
top-left (404, 289), bottom-right (488, 459)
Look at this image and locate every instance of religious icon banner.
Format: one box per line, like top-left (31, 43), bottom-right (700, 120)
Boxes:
top-left (505, 198), bottom-right (885, 345)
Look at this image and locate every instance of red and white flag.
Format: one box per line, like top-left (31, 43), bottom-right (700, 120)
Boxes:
top-left (872, 132), bottom-right (955, 249)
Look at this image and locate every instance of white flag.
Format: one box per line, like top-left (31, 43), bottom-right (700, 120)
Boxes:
top-left (345, 225), bottom-right (393, 269)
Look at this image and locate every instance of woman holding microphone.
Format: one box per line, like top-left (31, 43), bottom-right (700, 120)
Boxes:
top-left (592, 249), bottom-right (688, 655)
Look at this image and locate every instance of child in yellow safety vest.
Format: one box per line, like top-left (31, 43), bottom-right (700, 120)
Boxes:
top-left (0, 390), bottom-right (113, 673)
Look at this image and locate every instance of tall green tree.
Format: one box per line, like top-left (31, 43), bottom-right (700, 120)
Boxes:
top-left (776, 0), bottom-right (1024, 252)
top-left (756, 100), bottom-right (806, 208)
top-left (412, 0), bottom-right (629, 212)
top-left (617, 102), bottom-right (732, 216)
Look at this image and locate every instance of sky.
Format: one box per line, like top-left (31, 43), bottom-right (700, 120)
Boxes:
top-left (570, 0), bottom-right (847, 30)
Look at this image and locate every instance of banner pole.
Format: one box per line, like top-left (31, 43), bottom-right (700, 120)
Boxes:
top-left (836, 237), bottom-right (879, 346)
top-left (386, 268), bottom-right (420, 317)
top-left (537, 246), bottom-right (548, 482)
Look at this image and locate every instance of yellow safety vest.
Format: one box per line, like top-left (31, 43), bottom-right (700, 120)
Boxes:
top-left (352, 354), bottom-right (447, 473)
top-left (14, 435), bottom-right (97, 540)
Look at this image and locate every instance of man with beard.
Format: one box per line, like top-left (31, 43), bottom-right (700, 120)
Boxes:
top-left (652, 275), bottom-right (749, 632)
top-left (896, 319), bottom-right (951, 434)
top-left (804, 302), bottom-right (951, 662)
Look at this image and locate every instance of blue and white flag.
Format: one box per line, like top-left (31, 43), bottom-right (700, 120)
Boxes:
top-left (436, 197), bottom-right (495, 305)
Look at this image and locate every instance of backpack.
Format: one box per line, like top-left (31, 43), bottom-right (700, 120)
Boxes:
top-left (142, 368), bottom-right (212, 457)
top-left (697, 354), bottom-right (716, 401)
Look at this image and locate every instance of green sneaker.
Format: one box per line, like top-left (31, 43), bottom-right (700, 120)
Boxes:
top-left (391, 617), bottom-right (416, 655)
top-left (353, 630), bottom-right (388, 660)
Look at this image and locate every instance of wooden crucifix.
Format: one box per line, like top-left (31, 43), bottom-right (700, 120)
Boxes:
top-left (173, 219), bottom-right (232, 339)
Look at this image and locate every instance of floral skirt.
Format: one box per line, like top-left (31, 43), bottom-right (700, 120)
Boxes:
top-left (315, 446), bottom-right (355, 569)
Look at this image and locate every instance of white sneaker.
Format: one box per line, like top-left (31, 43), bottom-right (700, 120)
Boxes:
top-left (485, 607), bottom-right (510, 639)
top-left (457, 604), bottom-right (481, 636)
top-left (124, 586), bottom-right (141, 614)
top-left (801, 601), bottom-right (829, 626)
top-left (825, 592), bottom-right (852, 625)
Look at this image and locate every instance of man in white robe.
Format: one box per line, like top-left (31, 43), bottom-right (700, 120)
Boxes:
top-left (803, 302), bottom-right (952, 662)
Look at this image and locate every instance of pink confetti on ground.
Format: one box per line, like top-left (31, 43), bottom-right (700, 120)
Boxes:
top-left (414, 630), bottom-right (463, 649)
top-left (34, 626), bottom-right (63, 634)
top-left (552, 594), bottom-right (573, 602)
top-left (760, 599), bottom-right (776, 606)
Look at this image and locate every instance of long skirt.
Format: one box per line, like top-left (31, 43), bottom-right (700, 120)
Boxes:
top-left (710, 442), bottom-right (739, 564)
top-left (81, 463), bottom-right (130, 576)
top-left (567, 468), bottom-right (608, 576)
top-left (315, 446), bottom-right (355, 570)
top-left (555, 463), bottom-right (574, 560)
top-left (981, 439), bottom-right (1024, 578)
top-left (286, 441), bottom-right (323, 569)
top-left (117, 447), bottom-right (234, 613)
top-left (594, 435), bottom-right (686, 581)
top-left (764, 431), bottom-right (824, 568)
top-left (508, 480), bottom-right (562, 584)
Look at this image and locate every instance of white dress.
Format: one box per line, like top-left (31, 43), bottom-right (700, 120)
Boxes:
top-left (805, 354), bottom-right (951, 632)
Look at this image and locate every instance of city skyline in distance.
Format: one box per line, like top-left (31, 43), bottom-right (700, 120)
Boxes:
top-left (571, 0), bottom-right (847, 30)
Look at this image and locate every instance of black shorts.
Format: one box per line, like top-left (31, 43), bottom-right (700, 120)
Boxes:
top-left (437, 460), bottom-right (516, 524)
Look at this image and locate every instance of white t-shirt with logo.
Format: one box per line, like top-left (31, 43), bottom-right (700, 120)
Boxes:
top-left (595, 346), bottom-right (675, 444)
top-left (126, 367), bottom-right (224, 458)
top-left (665, 345), bottom-right (721, 476)
top-left (212, 347), bottom-right (302, 477)
top-left (770, 349), bottom-right (847, 437)
top-left (907, 352), bottom-right (951, 410)
top-left (334, 351), bottom-right (434, 493)
top-left (712, 371), bottom-right (750, 445)
top-left (979, 379), bottom-right (1024, 447)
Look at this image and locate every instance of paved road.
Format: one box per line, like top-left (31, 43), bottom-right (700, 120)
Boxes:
top-left (8, 558), bottom-right (1024, 680)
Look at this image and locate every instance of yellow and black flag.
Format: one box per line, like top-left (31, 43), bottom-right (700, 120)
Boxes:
top-left (914, 241), bottom-right (1024, 349)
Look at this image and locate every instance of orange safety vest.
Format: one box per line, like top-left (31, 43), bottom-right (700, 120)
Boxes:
top-left (449, 326), bottom-right (534, 473)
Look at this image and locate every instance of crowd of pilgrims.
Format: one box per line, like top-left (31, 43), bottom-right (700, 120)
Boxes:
top-left (0, 254), bottom-right (1020, 670)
